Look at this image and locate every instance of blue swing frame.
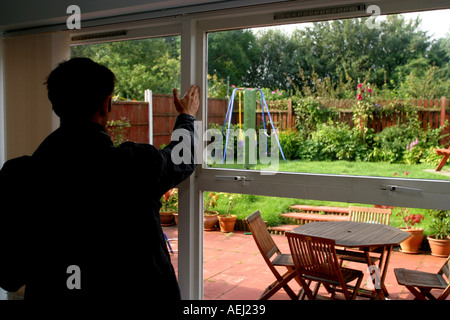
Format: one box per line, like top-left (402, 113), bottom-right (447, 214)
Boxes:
top-left (219, 88), bottom-right (286, 164)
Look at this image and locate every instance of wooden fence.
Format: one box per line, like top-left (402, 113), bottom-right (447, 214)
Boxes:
top-left (321, 97), bottom-right (450, 133)
top-left (109, 95), bottom-right (450, 147)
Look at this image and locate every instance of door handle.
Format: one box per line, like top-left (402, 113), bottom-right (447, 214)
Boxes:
top-left (381, 185), bottom-right (422, 194)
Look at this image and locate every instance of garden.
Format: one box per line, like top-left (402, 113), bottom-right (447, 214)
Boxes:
top-left (73, 14), bottom-right (450, 247)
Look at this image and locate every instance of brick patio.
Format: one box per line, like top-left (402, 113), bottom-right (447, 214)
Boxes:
top-left (164, 226), bottom-right (447, 300)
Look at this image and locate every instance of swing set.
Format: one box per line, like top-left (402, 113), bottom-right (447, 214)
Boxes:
top-left (220, 87), bottom-right (286, 166)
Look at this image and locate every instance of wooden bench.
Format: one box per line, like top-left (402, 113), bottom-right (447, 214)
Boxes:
top-left (280, 205), bottom-right (350, 226)
top-left (290, 205), bottom-right (349, 215)
top-left (435, 147), bottom-right (450, 171)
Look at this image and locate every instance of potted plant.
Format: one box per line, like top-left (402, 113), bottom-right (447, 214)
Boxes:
top-left (171, 189), bottom-right (179, 225)
top-left (218, 193), bottom-right (238, 233)
top-left (427, 210), bottom-right (450, 257)
top-left (204, 192), bottom-right (220, 231)
top-left (397, 208), bottom-right (425, 254)
top-left (160, 188), bottom-right (177, 226)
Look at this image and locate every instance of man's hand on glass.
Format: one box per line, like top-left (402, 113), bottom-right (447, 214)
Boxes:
top-left (173, 85), bottom-right (200, 117)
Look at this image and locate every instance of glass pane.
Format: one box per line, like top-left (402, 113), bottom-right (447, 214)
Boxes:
top-left (197, 191), bottom-right (442, 299)
top-left (205, 10), bottom-right (450, 181)
top-left (71, 36), bottom-right (181, 148)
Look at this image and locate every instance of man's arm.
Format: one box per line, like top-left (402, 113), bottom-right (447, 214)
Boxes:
top-left (155, 86), bottom-right (200, 194)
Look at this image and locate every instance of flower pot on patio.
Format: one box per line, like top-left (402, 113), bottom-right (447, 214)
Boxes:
top-left (427, 235), bottom-right (450, 257)
top-left (173, 212), bottom-right (178, 225)
top-left (204, 210), bottom-right (219, 231)
top-left (218, 214), bottom-right (237, 233)
top-left (399, 228), bottom-right (424, 254)
top-left (160, 210), bottom-right (175, 227)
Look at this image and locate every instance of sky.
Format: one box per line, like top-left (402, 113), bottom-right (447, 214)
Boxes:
top-left (254, 8), bottom-right (450, 40)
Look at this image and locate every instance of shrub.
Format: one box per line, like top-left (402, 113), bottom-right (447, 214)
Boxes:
top-left (293, 96), bottom-right (336, 139)
top-left (296, 121), bottom-right (367, 161)
top-left (278, 130), bottom-right (301, 160)
top-left (370, 124), bottom-right (417, 163)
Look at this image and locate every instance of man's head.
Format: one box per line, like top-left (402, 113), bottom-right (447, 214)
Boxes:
top-left (46, 58), bottom-right (115, 123)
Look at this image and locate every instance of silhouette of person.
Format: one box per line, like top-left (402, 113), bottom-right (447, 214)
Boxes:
top-left (0, 58), bottom-right (199, 302)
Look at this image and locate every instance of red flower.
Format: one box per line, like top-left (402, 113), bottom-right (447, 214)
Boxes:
top-left (357, 94), bottom-right (363, 100)
top-left (367, 88), bottom-right (372, 94)
top-left (357, 83), bottom-right (363, 89)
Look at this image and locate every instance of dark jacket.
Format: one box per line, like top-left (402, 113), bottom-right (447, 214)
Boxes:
top-left (0, 113), bottom-right (196, 301)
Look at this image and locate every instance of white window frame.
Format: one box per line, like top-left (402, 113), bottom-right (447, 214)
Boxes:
top-left (67, 0), bottom-right (450, 300)
top-left (185, 0), bottom-right (450, 300)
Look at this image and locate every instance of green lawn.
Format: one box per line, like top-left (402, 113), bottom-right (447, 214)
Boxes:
top-left (274, 160), bottom-right (449, 180)
top-left (206, 160), bottom-right (449, 234)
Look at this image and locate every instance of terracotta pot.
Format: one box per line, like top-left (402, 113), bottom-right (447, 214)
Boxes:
top-left (427, 235), bottom-right (450, 257)
top-left (399, 228), bottom-right (424, 254)
top-left (173, 212), bottom-right (178, 225)
top-left (160, 210), bottom-right (174, 226)
top-left (204, 211), bottom-right (219, 231)
top-left (218, 214), bottom-right (237, 233)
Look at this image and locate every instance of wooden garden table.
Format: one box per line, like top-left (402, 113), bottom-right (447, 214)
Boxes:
top-left (292, 221), bottom-right (411, 300)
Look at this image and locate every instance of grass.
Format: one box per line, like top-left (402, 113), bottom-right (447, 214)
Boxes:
top-left (206, 160), bottom-right (449, 234)
top-left (275, 160), bottom-right (449, 180)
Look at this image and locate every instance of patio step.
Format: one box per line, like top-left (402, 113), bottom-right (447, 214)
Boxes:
top-left (281, 212), bottom-right (350, 226)
top-left (268, 225), bottom-right (298, 235)
top-left (290, 205), bottom-right (349, 215)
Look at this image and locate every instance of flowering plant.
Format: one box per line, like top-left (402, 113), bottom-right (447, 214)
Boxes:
top-left (204, 192), bottom-right (220, 213)
top-left (406, 138), bottom-right (419, 151)
top-left (353, 82), bottom-right (374, 143)
top-left (160, 188), bottom-right (178, 212)
top-left (397, 208), bottom-right (425, 229)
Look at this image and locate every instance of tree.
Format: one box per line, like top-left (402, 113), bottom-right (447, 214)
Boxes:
top-left (207, 29), bottom-right (261, 87)
top-left (71, 36), bottom-right (180, 100)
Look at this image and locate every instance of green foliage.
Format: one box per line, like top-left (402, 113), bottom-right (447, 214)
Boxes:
top-left (277, 130), bottom-right (301, 160)
top-left (71, 15), bottom-right (448, 101)
top-left (293, 96), bottom-right (336, 139)
top-left (370, 125), bottom-right (418, 163)
top-left (106, 118), bottom-right (131, 147)
top-left (301, 122), bottom-right (367, 161)
top-left (208, 29), bottom-right (261, 88)
top-left (71, 36), bottom-right (181, 100)
top-left (207, 74), bottom-right (228, 98)
top-left (428, 210), bottom-right (450, 239)
top-left (396, 58), bottom-right (450, 98)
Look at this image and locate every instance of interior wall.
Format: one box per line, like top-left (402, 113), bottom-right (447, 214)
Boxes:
top-left (3, 32), bottom-right (69, 160)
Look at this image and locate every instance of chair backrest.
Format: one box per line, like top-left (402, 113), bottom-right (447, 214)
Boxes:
top-left (439, 255), bottom-right (450, 280)
top-left (438, 256), bottom-right (450, 300)
top-left (245, 210), bottom-right (279, 262)
top-left (348, 206), bottom-right (392, 225)
top-left (286, 232), bottom-right (342, 284)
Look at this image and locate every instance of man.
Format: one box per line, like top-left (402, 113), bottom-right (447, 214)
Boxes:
top-left (0, 58), bottom-right (199, 301)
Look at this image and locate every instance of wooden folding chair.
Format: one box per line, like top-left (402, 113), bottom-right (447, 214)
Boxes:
top-left (286, 232), bottom-right (364, 300)
top-left (336, 206), bottom-right (393, 296)
top-left (245, 210), bottom-right (299, 300)
top-left (337, 206), bottom-right (392, 264)
top-left (394, 255), bottom-right (450, 300)
top-left (348, 206), bottom-right (392, 225)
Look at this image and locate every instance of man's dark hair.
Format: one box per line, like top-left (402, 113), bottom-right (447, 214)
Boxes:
top-left (46, 57), bottom-right (115, 121)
